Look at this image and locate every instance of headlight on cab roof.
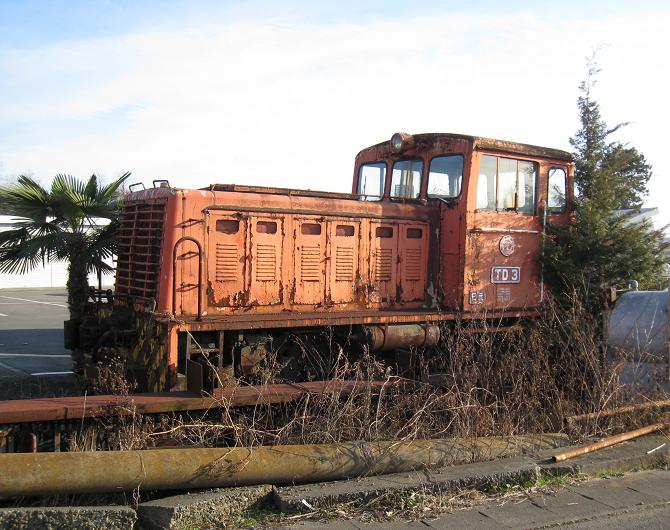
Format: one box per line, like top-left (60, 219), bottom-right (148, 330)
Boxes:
top-left (390, 132), bottom-right (414, 153)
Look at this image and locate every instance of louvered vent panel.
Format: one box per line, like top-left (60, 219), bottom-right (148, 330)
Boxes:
top-left (335, 247), bottom-right (354, 281)
top-left (215, 244), bottom-right (238, 282)
top-left (374, 249), bottom-right (393, 281)
top-left (405, 248), bottom-right (422, 281)
top-left (255, 244), bottom-right (276, 281)
top-left (115, 200), bottom-right (167, 300)
top-left (301, 245), bottom-right (321, 281)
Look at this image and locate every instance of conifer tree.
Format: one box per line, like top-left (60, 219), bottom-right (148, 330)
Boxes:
top-left (544, 53), bottom-right (668, 313)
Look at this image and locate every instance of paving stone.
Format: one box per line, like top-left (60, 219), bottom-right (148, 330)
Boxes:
top-left (476, 499), bottom-right (558, 527)
top-left (137, 485), bottom-right (272, 530)
top-left (568, 478), bottom-right (664, 510)
top-left (529, 488), bottom-right (612, 521)
top-left (422, 510), bottom-right (505, 529)
top-left (0, 505), bottom-right (136, 530)
top-left (284, 519), bottom-right (363, 529)
top-left (623, 468), bottom-right (670, 500)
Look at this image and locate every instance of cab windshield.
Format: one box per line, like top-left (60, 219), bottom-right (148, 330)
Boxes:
top-left (391, 159), bottom-right (423, 199)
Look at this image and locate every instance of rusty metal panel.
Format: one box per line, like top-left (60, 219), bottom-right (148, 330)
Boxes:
top-left (370, 222), bottom-right (398, 304)
top-left (439, 206), bottom-right (463, 309)
top-left (249, 215), bottom-right (283, 305)
top-left (399, 223), bottom-right (428, 302)
top-left (294, 218), bottom-right (327, 305)
top-left (207, 214), bottom-right (247, 306)
top-left (328, 220), bottom-right (360, 304)
top-left (465, 222), bottom-right (542, 311)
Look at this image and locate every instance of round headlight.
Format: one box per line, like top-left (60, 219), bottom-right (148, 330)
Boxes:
top-left (391, 133), bottom-right (404, 152)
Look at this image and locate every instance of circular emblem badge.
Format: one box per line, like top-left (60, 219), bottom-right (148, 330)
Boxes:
top-left (499, 235), bottom-right (516, 257)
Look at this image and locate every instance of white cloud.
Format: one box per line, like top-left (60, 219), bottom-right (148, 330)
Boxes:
top-left (0, 11), bottom-right (668, 225)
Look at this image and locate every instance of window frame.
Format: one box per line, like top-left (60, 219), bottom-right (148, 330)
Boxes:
top-left (357, 161), bottom-right (388, 201)
top-left (547, 166), bottom-right (568, 214)
top-left (427, 154), bottom-right (465, 200)
top-left (476, 154), bottom-right (538, 215)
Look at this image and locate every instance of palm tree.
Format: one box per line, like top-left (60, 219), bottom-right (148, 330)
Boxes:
top-left (0, 173), bottom-right (130, 322)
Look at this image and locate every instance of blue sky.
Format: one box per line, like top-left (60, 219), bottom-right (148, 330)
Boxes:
top-left (3, 0), bottom-right (668, 48)
top-left (1, 0), bottom-right (669, 227)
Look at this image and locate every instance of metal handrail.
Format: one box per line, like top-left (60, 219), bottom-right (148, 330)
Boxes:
top-left (172, 236), bottom-right (203, 321)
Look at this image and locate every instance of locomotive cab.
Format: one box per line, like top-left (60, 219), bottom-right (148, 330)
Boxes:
top-left (352, 132), bottom-right (573, 311)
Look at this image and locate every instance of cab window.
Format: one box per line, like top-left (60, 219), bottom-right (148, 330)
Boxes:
top-left (391, 159), bottom-right (423, 199)
top-left (547, 167), bottom-right (567, 212)
top-left (357, 162), bottom-right (386, 201)
top-left (476, 155), bottom-right (537, 214)
top-left (428, 155), bottom-right (463, 199)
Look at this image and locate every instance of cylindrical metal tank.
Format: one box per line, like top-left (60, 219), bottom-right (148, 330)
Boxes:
top-left (607, 289), bottom-right (669, 358)
top-left (365, 324), bottom-right (441, 351)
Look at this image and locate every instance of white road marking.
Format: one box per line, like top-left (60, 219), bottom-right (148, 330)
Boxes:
top-left (0, 313), bottom-right (7, 317)
top-left (0, 295), bottom-right (67, 308)
top-left (0, 302), bottom-right (25, 305)
top-left (30, 371), bottom-right (74, 376)
top-left (0, 360), bottom-right (25, 375)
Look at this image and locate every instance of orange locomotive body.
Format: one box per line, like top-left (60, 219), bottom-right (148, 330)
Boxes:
top-left (82, 133), bottom-right (572, 392)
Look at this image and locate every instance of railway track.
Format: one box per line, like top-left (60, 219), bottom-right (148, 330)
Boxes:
top-left (0, 379), bottom-right (399, 453)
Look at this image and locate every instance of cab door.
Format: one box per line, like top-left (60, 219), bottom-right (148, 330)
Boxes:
top-left (465, 153), bottom-right (543, 311)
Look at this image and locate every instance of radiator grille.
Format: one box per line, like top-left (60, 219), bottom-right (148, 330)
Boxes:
top-left (215, 243), bottom-right (239, 282)
top-left (374, 249), bottom-right (393, 281)
top-left (300, 245), bottom-right (321, 281)
top-left (335, 247), bottom-right (354, 281)
top-left (115, 200), bottom-right (167, 300)
top-left (255, 244), bottom-right (276, 281)
top-left (404, 248), bottom-right (422, 281)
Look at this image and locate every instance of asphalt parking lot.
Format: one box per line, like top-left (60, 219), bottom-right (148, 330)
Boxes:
top-left (0, 288), bottom-right (76, 397)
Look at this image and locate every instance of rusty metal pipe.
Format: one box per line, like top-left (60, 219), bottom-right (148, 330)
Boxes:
top-left (0, 435), bottom-right (565, 498)
top-left (552, 422), bottom-right (668, 462)
top-left (565, 400), bottom-right (670, 429)
top-left (366, 324), bottom-right (440, 351)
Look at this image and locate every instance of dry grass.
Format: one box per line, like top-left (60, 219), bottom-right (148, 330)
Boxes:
top-left (68, 295), bottom-right (667, 452)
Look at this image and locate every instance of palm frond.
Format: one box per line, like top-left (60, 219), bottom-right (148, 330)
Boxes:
top-left (84, 172), bottom-right (132, 218)
top-left (84, 221), bottom-right (120, 272)
top-left (0, 231), bottom-right (73, 274)
top-left (0, 176), bottom-right (54, 222)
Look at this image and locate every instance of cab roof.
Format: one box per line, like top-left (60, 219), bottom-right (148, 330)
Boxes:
top-left (356, 132), bottom-right (572, 162)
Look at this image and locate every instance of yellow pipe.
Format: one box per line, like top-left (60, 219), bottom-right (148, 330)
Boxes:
top-left (0, 434), bottom-right (565, 497)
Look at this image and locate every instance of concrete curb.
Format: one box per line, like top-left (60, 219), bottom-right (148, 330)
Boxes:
top-left (137, 485), bottom-right (272, 530)
top-left (273, 434), bottom-right (670, 514)
top-left (273, 456), bottom-right (540, 513)
top-left (0, 505), bottom-right (136, 530)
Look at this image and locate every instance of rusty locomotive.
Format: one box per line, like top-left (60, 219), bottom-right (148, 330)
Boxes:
top-left (72, 133), bottom-right (573, 392)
